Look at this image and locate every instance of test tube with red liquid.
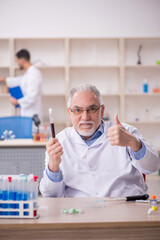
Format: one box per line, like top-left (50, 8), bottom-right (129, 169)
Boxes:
top-left (48, 108), bottom-right (55, 138)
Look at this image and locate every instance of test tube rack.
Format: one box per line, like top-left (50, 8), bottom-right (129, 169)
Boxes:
top-left (0, 200), bottom-right (39, 218)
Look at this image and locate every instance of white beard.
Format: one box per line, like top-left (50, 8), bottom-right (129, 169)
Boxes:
top-left (77, 121), bottom-right (96, 137)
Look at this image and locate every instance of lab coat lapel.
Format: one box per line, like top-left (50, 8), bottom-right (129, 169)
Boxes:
top-left (90, 121), bottom-right (111, 147)
top-left (70, 127), bottom-right (87, 145)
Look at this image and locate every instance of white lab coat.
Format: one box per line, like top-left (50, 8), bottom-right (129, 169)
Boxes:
top-left (6, 65), bottom-right (42, 120)
top-left (40, 121), bottom-right (160, 198)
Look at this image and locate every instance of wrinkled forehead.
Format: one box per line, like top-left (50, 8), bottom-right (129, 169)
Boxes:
top-left (70, 91), bottom-right (100, 108)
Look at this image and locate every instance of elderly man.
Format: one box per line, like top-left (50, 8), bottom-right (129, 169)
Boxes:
top-left (40, 84), bottom-right (159, 198)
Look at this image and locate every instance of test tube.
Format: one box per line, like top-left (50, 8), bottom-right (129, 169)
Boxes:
top-left (28, 174), bottom-right (34, 200)
top-left (0, 177), bottom-right (2, 200)
top-left (13, 178), bottom-right (19, 211)
top-left (18, 174), bottom-right (25, 201)
top-left (48, 108), bottom-right (55, 138)
top-left (2, 176), bottom-right (8, 214)
top-left (33, 175), bottom-right (38, 200)
top-left (0, 177), bottom-right (2, 211)
top-left (8, 177), bottom-right (13, 200)
top-left (23, 177), bottom-right (28, 201)
top-left (8, 177), bottom-right (14, 215)
top-left (47, 126), bottom-right (50, 140)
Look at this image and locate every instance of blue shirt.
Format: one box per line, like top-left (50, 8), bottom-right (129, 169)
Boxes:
top-left (46, 121), bottom-right (146, 182)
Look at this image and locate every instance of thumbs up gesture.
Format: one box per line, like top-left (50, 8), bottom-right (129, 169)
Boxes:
top-left (107, 114), bottom-right (142, 151)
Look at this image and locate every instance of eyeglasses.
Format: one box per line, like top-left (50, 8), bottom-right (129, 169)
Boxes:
top-left (69, 105), bottom-right (102, 115)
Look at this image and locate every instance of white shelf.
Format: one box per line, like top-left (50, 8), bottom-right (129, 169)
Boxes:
top-left (69, 39), bottom-right (119, 66)
top-left (125, 39), bottom-right (160, 66)
top-left (70, 67), bottom-right (120, 96)
top-left (0, 39), bottom-right (10, 67)
top-left (0, 37), bottom-right (160, 149)
top-left (15, 39), bottom-right (66, 67)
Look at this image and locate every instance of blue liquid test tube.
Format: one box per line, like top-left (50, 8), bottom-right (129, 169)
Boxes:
top-left (8, 176), bottom-right (15, 215)
top-left (2, 176), bottom-right (8, 215)
top-left (23, 176), bottom-right (29, 209)
top-left (13, 178), bottom-right (19, 213)
top-left (18, 174), bottom-right (25, 201)
top-left (0, 177), bottom-right (2, 200)
top-left (0, 177), bottom-right (2, 215)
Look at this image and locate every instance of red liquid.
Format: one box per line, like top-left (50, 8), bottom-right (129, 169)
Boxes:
top-left (50, 123), bottom-right (55, 138)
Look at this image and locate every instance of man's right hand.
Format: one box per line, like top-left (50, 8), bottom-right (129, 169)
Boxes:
top-left (0, 76), bottom-right (6, 82)
top-left (46, 138), bottom-right (63, 172)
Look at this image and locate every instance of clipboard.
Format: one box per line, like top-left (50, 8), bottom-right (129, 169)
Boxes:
top-left (8, 86), bottom-right (23, 108)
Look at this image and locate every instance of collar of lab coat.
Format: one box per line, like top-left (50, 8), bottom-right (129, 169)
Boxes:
top-left (70, 120), bottom-right (113, 146)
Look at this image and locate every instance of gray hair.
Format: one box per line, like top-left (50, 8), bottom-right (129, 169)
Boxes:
top-left (67, 83), bottom-right (103, 107)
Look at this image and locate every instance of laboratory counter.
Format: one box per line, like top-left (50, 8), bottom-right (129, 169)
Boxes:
top-left (0, 175), bottom-right (160, 240)
top-left (0, 139), bottom-right (46, 147)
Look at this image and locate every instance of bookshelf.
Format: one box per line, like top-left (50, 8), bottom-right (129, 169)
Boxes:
top-left (0, 37), bottom-right (159, 151)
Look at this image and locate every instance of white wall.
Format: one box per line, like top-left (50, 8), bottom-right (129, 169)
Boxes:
top-left (0, 0), bottom-right (160, 38)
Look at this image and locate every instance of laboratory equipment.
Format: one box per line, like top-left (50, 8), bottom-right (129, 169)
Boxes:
top-left (33, 125), bottom-right (50, 142)
top-left (32, 114), bottom-right (41, 128)
top-left (32, 114), bottom-right (41, 141)
top-left (0, 174), bottom-right (39, 218)
top-left (143, 79), bottom-right (149, 93)
top-left (1, 130), bottom-right (15, 140)
top-left (152, 87), bottom-right (160, 93)
top-left (95, 194), bottom-right (149, 202)
top-left (62, 208), bottom-right (83, 214)
top-left (102, 112), bottom-right (110, 121)
top-left (137, 45), bottom-right (142, 65)
top-left (148, 195), bottom-right (158, 215)
top-left (49, 108), bottom-right (55, 138)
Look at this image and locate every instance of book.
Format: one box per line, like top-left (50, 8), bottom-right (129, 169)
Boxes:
top-left (8, 86), bottom-right (23, 108)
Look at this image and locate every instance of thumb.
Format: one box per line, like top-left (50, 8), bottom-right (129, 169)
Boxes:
top-left (114, 114), bottom-right (121, 126)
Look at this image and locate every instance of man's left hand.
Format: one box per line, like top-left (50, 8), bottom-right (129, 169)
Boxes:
top-left (107, 114), bottom-right (142, 152)
top-left (10, 97), bottom-right (18, 106)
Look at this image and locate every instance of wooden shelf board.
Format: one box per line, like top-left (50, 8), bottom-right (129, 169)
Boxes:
top-left (0, 93), bottom-right (10, 97)
top-left (69, 65), bottom-right (120, 68)
top-left (14, 65), bottom-right (65, 69)
top-left (125, 93), bottom-right (160, 97)
top-left (125, 65), bottom-right (160, 68)
top-left (42, 94), bottom-right (65, 97)
top-left (126, 121), bottom-right (160, 124)
top-left (0, 66), bottom-right (10, 69)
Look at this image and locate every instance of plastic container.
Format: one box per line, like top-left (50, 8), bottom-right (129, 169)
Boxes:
top-left (143, 79), bottom-right (148, 93)
top-left (0, 116), bottom-right (32, 139)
